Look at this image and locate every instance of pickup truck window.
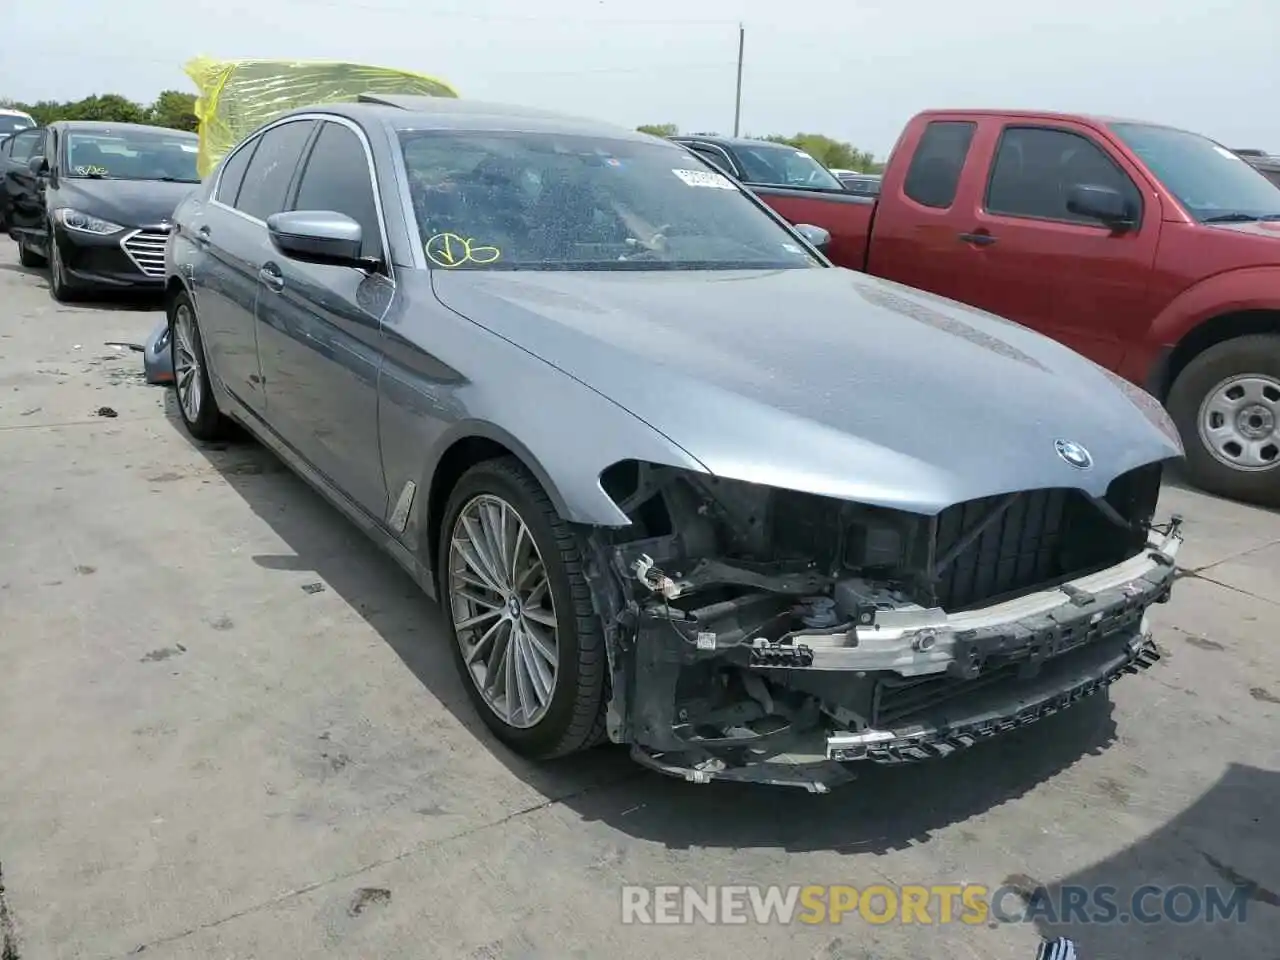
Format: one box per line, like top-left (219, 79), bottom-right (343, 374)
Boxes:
top-left (985, 126), bottom-right (1141, 226)
top-left (1110, 122), bottom-right (1280, 224)
top-left (903, 120), bottom-right (975, 209)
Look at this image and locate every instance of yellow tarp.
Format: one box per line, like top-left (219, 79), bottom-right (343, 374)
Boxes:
top-left (184, 57), bottom-right (459, 179)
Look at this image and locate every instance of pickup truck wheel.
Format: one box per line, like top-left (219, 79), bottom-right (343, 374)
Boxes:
top-left (438, 456), bottom-right (608, 760)
top-left (1167, 334), bottom-right (1280, 507)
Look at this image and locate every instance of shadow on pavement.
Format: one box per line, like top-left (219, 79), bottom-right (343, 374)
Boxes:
top-left (0, 261), bottom-right (162, 311)
top-left (1031, 763), bottom-right (1279, 959)
top-left (159, 393), bottom-right (1125, 856)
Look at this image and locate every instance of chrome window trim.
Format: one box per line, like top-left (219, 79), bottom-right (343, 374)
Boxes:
top-left (207, 112), bottom-right (396, 282)
top-left (677, 139), bottom-right (741, 179)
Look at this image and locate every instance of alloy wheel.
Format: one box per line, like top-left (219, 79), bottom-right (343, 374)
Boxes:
top-left (447, 493), bottom-right (560, 728)
top-left (1198, 373), bottom-right (1280, 471)
top-left (50, 238), bottom-right (63, 290)
top-left (173, 303), bottom-right (203, 424)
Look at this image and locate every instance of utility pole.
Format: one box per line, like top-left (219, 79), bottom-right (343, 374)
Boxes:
top-left (732, 22), bottom-right (744, 137)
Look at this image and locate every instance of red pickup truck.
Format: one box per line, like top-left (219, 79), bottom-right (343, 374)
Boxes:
top-left (675, 115), bottom-right (1280, 507)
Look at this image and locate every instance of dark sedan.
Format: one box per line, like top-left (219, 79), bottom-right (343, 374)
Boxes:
top-left (6, 121), bottom-right (200, 300)
top-left (670, 134), bottom-right (848, 191)
top-left (835, 171), bottom-right (882, 196)
top-left (164, 96), bottom-right (1183, 791)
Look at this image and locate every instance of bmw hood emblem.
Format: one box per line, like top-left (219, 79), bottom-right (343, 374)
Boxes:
top-left (1055, 439), bottom-right (1093, 470)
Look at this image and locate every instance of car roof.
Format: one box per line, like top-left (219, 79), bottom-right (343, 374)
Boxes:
top-left (672, 134), bottom-right (803, 150)
top-left (277, 96), bottom-right (653, 142)
top-left (908, 108), bottom-right (1217, 138)
top-left (0, 107), bottom-right (34, 117)
top-left (54, 120), bottom-right (196, 136)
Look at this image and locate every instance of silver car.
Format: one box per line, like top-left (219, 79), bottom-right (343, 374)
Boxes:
top-left (164, 96), bottom-right (1185, 791)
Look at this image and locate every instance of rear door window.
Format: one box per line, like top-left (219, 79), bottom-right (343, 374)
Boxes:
top-left (903, 120), bottom-right (976, 209)
top-left (688, 145), bottom-right (736, 177)
top-left (234, 119), bottom-right (316, 221)
top-left (215, 138), bottom-right (258, 207)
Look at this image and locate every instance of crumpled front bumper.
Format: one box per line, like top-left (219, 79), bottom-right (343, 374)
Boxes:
top-left (628, 521), bottom-right (1182, 792)
top-left (143, 317), bottom-right (173, 385)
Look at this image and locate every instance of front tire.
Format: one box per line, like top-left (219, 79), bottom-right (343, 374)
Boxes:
top-left (169, 290), bottom-right (230, 441)
top-left (48, 227), bottom-right (77, 302)
top-left (1167, 334), bottom-right (1280, 508)
top-left (438, 457), bottom-right (609, 759)
top-left (17, 240), bottom-right (44, 268)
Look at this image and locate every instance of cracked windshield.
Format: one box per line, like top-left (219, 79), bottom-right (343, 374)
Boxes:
top-left (402, 130), bottom-right (819, 269)
top-left (0, 2), bottom-right (1276, 960)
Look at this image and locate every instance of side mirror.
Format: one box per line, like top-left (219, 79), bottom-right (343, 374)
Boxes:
top-left (1066, 184), bottom-right (1135, 229)
top-left (794, 222), bottom-right (831, 253)
top-left (266, 210), bottom-right (364, 266)
top-left (27, 154), bottom-right (47, 176)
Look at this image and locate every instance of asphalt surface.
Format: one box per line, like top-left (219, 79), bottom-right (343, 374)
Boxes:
top-left (0, 240), bottom-right (1277, 960)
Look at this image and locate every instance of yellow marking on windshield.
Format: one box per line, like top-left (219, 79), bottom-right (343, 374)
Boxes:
top-left (424, 232), bottom-right (501, 267)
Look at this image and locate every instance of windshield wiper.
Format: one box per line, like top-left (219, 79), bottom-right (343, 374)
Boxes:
top-left (1202, 212), bottom-right (1280, 223)
top-left (156, 176), bottom-right (201, 183)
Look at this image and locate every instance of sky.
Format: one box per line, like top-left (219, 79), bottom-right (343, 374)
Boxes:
top-left (3, 0), bottom-right (1277, 158)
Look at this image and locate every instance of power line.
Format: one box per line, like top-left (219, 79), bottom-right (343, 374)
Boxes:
top-left (4, 50), bottom-right (739, 78)
top-left (192, 0), bottom-right (741, 25)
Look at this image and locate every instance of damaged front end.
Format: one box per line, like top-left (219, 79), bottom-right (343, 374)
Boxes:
top-left (587, 460), bottom-right (1182, 792)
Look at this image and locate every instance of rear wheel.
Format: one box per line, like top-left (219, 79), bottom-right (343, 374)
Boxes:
top-left (170, 291), bottom-right (230, 441)
top-left (438, 457), bottom-right (609, 759)
top-left (1167, 334), bottom-right (1280, 507)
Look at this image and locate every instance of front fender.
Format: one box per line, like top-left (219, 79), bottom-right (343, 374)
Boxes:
top-left (1148, 266), bottom-right (1280, 346)
top-left (1121, 266), bottom-right (1280, 387)
top-left (376, 312), bottom-right (709, 569)
top-left (423, 417), bottom-right (625, 527)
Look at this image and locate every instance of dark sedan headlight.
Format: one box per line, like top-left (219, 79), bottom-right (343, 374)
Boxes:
top-left (55, 208), bottom-right (125, 236)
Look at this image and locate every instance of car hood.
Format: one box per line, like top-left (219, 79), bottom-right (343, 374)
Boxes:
top-left (1207, 220), bottom-right (1280, 240)
top-left (431, 267), bottom-right (1183, 514)
top-left (52, 178), bottom-right (197, 227)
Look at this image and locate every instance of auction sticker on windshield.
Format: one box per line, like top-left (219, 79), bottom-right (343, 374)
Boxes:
top-left (671, 168), bottom-right (737, 189)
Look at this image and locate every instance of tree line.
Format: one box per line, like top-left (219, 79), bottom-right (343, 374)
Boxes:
top-left (0, 94), bottom-right (882, 173)
top-left (0, 92), bottom-right (199, 132)
top-left (637, 123), bottom-right (883, 172)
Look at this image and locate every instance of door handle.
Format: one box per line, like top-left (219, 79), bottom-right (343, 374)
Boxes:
top-left (258, 262), bottom-right (285, 292)
top-left (958, 232), bottom-right (997, 247)
top-left (193, 224), bottom-right (210, 245)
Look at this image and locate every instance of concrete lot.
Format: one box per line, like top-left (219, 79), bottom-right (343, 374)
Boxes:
top-left (0, 240), bottom-right (1277, 960)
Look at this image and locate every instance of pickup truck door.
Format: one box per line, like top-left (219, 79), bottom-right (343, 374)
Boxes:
top-left (960, 120), bottom-right (1158, 370)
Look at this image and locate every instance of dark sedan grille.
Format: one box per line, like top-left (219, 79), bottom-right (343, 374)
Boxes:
top-left (120, 228), bottom-right (168, 278)
top-left (929, 464), bottom-right (1162, 611)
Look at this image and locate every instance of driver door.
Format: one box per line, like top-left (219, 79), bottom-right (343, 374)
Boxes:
top-left (4, 127), bottom-right (47, 242)
top-left (965, 123), bottom-right (1160, 370)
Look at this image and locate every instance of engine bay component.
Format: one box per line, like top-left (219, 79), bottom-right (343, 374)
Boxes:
top-left (590, 460), bottom-right (1181, 791)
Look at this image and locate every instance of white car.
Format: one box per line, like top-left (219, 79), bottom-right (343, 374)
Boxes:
top-left (0, 108), bottom-right (36, 138)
